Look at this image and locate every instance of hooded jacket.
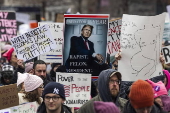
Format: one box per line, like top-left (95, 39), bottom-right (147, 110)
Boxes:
top-left (77, 69), bottom-right (127, 113)
top-left (37, 102), bottom-right (72, 113)
top-left (123, 101), bottom-right (168, 113)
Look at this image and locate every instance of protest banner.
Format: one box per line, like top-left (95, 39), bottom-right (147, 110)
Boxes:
top-left (10, 24), bottom-right (56, 61)
top-left (56, 72), bottom-right (91, 107)
top-left (162, 46), bottom-right (170, 64)
top-left (0, 84), bottom-right (19, 110)
top-left (0, 109), bottom-right (11, 113)
top-left (107, 18), bottom-right (121, 63)
top-left (0, 11), bottom-right (17, 42)
top-left (119, 13), bottom-right (165, 81)
top-left (63, 14), bottom-right (109, 75)
top-left (38, 22), bottom-right (63, 63)
top-left (10, 102), bottom-right (37, 113)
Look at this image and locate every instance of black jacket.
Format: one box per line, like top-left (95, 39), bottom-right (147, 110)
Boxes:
top-left (123, 101), bottom-right (168, 113)
top-left (37, 102), bottom-right (72, 113)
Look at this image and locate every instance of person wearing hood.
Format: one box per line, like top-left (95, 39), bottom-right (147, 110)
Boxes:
top-left (123, 80), bottom-right (167, 113)
top-left (37, 82), bottom-right (72, 113)
top-left (77, 69), bottom-right (127, 113)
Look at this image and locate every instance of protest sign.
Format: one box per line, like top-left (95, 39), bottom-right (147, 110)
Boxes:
top-left (10, 102), bottom-right (37, 113)
top-left (10, 24), bottom-right (56, 61)
top-left (0, 11), bottom-right (17, 42)
top-left (119, 13), bottom-right (165, 81)
top-left (162, 46), bottom-right (170, 64)
top-left (63, 14), bottom-right (109, 75)
top-left (0, 84), bottom-right (19, 110)
top-left (0, 109), bottom-right (11, 113)
top-left (38, 22), bottom-right (63, 63)
top-left (56, 72), bottom-right (91, 107)
top-left (107, 19), bottom-right (121, 63)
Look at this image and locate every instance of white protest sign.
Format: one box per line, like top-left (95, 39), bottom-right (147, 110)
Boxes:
top-left (0, 109), bottom-right (11, 113)
top-left (10, 24), bottom-right (56, 61)
top-left (119, 13), bottom-right (165, 81)
top-left (56, 72), bottom-right (91, 107)
top-left (38, 22), bottom-right (63, 63)
top-left (107, 19), bottom-right (121, 62)
top-left (162, 46), bottom-right (170, 64)
top-left (10, 102), bottom-right (37, 113)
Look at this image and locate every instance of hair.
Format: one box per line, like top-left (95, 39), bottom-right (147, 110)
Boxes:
top-left (81, 24), bottom-right (94, 33)
top-left (33, 60), bottom-right (46, 69)
top-left (23, 88), bottom-right (41, 105)
top-left (18, 82), bottom-right (25, 93)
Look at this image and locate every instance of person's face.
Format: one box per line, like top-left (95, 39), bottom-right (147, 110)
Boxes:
top-left (34, 64), bottom-right (46, 79)
top-left (3, 78), bottom-right (11, 83)
top-left (154, 97), bottom-right (163, 109)
top-left (37, 84), bottom-right (44, 97)
top-left (10, 52), bottom-right (18, 67)
top-left (134, 106), bottom-right (152, 113)
top-left (81, 26), bottom-right (92, 38)
top-left (112, 60), bottom-right (118, 70)
top-left (109, 74), bottom-right (120, 98)
top-left (44, 93), bottom-right (64, 112)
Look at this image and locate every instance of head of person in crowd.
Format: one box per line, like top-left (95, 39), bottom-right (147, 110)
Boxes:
top-left (20, 74), bottom-right (44, 105)
top-left (56, 65), bottom-right (67, 72)
top-left (163, 70), bottom-right (170, 92)
top-left (37, 82), bottom-right (71, 113)
top-left (2, 48), bottom-right (18, 68)
top-left (146, 79), bottom-right (168, 109)
top-left (0, 65), bottom-right (14, 85)
top-left (33, 60), bottom-right (47, 80)
top-left (17, 72), bottom-right (28, 93)
top-left (25, 62), bottom-right (34, 74)
top-left (50, 63), bottom-right (61, 77)
top-left (112, 59), bottom-right (118, 70)
top-left (124, 79), bottom-right (166, 113)
top-left (160, 95), bottom-right (170, 113)
top-left (94, 101), bottom-right (120, 113)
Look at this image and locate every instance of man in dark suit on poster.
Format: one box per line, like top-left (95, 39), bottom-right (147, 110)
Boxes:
top-left (65, 24), bottom-right (104, 73)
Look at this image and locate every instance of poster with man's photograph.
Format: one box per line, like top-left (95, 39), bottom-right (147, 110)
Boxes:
top-left (63, 14), bottom-right (109, 75)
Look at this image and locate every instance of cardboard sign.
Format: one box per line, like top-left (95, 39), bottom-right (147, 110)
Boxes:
top-left (10, 102), bottom-right (37, 113)
top-left (107, 19), bottom-right (121, 63)
top-left (38, 22), bottom-right (63, 63)
top-left (10, 24), bottom-right (57, 61)
top-left (56, 72), bottom-right (91, 107)
top-left (63, 14), bottom-right (109, 75)
top-left (0, 11), bottom-right (17, 42)
top-left (162, 46), bottom-right (170, 64)
top-left (119, 13), bottom-right (165, 81)
top-left (0, 84), bottom-right (19, 110)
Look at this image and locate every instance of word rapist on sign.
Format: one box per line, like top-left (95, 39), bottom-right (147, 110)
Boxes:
top-left (10, 24), bottom-right (56, 61)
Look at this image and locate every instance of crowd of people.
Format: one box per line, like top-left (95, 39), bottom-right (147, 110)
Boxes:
top-left (0, 40), bottom-right (170, 113)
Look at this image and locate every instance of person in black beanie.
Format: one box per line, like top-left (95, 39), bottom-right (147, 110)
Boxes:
top-left (37, 82), bottom-right (72, 113)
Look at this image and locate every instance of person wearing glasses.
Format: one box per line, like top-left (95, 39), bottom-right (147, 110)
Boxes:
top-left (18, 73), bottom-right (44, 106)
top-left (37, 82), bottom-right (72, 113)
top-left (77, 69), bottom-right (127, 113)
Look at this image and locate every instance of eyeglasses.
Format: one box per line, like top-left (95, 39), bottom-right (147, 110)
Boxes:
top-left (109, 80), bottom-right (120, 85)
top-left (44, 96), bottom-right (61, 102)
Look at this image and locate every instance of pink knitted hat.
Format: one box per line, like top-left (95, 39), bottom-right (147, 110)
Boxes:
top-left (25, 62), bottom-right (34, 73)
top-left (146, 79), bottom-right (167, 98)
top-left (94, 101), bottom-right (120, 113)
top-left (24, 74), bottom-right (43, 92)
top-left (163, 70), bottom-right (170, 91)
top-left (17, 72), bottom-right (29, 86)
